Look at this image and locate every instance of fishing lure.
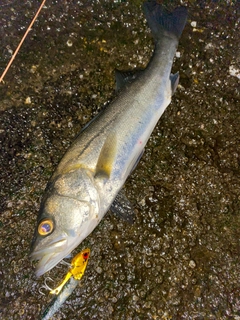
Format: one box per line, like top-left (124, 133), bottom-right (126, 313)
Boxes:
top-left (39, 248), bottom-right (90, 320)
top-left (49, 248), bottom-right (90, 295)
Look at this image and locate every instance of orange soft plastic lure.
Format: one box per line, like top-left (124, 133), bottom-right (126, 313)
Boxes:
top-left (50, 248), bottom-right (90, 295)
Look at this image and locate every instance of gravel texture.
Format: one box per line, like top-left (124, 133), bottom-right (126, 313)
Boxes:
top-left (0, 0), bottom-right (240, 319)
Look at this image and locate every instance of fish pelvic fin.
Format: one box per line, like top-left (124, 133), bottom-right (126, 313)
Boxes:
top-left (143, 1), bottom-right (188, 41)
top-left (111, 188), bottom-right (135, 224)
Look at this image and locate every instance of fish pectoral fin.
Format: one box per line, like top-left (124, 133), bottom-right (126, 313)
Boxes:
top-left (94, 132), bottom-right (117, 181)
top-left (111, 188), bottom-right (135, 224)
top-left (170, 72), bottom-right (179, 94)
top-left (115, 69), bottom-right (144, 91)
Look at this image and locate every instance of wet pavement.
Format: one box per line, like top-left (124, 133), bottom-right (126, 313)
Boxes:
top-left (0, 0), bottom-right (240, 319)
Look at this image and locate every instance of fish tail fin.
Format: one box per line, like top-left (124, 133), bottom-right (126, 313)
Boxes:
top-left (143, 1), bottom-right (188, 41)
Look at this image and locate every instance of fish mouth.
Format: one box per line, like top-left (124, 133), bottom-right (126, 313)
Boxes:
top-left (31, 236), bottom-right (71, 277)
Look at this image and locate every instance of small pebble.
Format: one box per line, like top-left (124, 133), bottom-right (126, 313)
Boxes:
top-left (191, 21), bottom-right (197, 28)
top-left (189, 260), bottom-right (196, 269)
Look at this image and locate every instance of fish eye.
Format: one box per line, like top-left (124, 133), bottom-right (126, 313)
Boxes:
top-left (38, 219), bottom-right (54, 236)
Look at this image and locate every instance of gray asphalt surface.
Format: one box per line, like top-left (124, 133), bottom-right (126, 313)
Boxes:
top-left (0, 1), bottom-right (239, 319)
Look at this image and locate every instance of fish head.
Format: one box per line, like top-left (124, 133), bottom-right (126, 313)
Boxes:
top-left (30, 169), bottom-right (100, 277)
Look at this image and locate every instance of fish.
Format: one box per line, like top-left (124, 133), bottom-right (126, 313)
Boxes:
top-left (31, 0), bottom-right (188, 277)
top-left (39, 248), bottom-right (90, 320)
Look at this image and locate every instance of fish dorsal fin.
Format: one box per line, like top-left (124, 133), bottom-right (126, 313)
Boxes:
top-left (115, 69), bottom-right (144, 91)
top-left (95, 132), bottom-right (117, 180)
top-left (170, 72), bottom-right (179, 94)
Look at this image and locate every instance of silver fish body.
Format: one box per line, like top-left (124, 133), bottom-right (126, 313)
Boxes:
top-left (40, 276), bottom-right (78, 320)
top-left (31, 1), bottom-right (187, 276)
